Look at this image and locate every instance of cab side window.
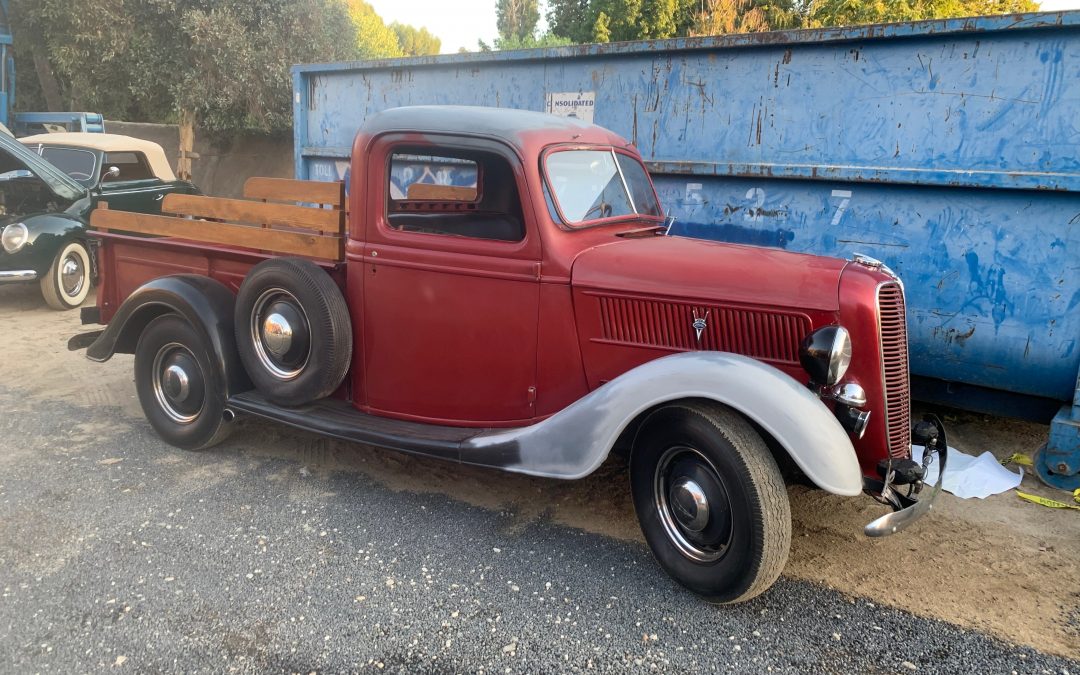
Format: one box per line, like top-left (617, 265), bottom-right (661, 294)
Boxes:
top-left (102, 152), bottom-right (155, 182)
top-left (386, 148), bottom-right (525, 242)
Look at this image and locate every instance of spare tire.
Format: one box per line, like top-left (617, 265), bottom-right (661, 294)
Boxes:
top-left (235, 257), bottom-right (352, 406)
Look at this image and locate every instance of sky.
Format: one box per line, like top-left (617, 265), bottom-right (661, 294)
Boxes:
top-left (366, 0), bottom-right (499, 54)
top-left (368, 0), bottom-right (1080, 55)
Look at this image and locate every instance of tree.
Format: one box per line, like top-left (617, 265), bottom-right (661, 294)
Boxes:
top-left (801, 0), bottom-right (1038, 26)
top-left (345, 0), bottom-right (403, 58)
top-left (9, 0), bottom-right (405, 133)
top-left (547, 0), bottom-right (594, 43)
top-left (548, 0), bottom-right (772, 42)
top-left (486, 0), bottom-right (570, 50)
top-left (391, 22), bottom-right (442, 56)
top-left (690, 0), bottom-right (771, 35)
top-left (496, 0), bottom-right (541, 42)
top-left (545, 0), bottom-right (1036, 43)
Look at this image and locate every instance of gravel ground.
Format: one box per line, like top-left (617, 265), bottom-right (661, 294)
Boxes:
top-left (1, 386), bottom-right (1078, 674)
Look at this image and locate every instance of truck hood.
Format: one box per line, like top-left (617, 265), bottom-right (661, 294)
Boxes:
top-left (571, 235), bottom-right (845, 312)
top-left (0, 133), bottom-right (87, 202)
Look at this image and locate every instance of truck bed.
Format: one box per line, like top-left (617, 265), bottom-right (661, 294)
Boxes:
top-left (89, 177), bottom-right (346, 323)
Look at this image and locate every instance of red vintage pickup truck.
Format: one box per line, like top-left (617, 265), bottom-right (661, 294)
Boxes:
top-left (78, 106), bottom-right (946, 603)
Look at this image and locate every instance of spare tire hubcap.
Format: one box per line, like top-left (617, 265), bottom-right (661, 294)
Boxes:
top-left (250, 289), bottom-right (311, 380)
top-left (262, 312), bottom-right (293, 356)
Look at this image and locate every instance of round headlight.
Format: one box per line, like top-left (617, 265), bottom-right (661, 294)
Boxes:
top-left (1, 222), bottom-right (29, 253)
top-left (799, 325), bottom-right (852, 386)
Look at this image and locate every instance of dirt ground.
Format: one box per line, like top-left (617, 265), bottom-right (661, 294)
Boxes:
top-left (2, 284), bottom-right (1077, 660)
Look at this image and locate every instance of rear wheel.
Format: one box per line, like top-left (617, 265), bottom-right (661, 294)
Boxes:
top-left (134, 314), bottom-right (231, 450)
top-left (630, 402), bottom-right (791, 603)
top-left (41, 240), bottom-right (91, 310)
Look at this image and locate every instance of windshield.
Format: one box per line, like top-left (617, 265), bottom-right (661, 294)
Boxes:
top-left (37, 147), bottom-right (98, 186)
top-left (545, 149), bottom-right (662, 227)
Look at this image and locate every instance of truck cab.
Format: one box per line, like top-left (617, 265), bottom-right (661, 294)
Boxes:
top-left (80, 106), bottom-right (946, 604)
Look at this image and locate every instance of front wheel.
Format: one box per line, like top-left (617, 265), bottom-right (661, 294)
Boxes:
top-left (40, 240), bottom-right (91, 310)
top-left (134, 314), bottom-right (231, 450)
top-left (630, 402), bottom-right (791, 604)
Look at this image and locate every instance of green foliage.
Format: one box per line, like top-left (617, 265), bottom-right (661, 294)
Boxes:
top-left (802, 0), bottom-right (1039, 26)
top-left (496, 0), bottom-right (541, 41)
top-left (9, 0), bottom-right (407, 133)
top-left (547, 0), bottom-right (594, 43)
top-left (391, 22), bottom-right (442, 56)
top-left (479, 31), bottom-right (573, 51)
top-left (486, 0), bottom-right (571, 50)
top-left (544, 0), bottom-right (1036, 42)
top-left (345, 0), bottom-right (404, 58)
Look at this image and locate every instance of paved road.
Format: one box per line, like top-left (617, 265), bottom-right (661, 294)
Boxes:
top-left (1, 385), bottom-right (1077, 674)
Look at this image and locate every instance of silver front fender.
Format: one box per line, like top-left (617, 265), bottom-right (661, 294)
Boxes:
top-left (466, 352), bottom-right (863, 495)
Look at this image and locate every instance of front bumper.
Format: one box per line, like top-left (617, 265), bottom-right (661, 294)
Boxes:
top-left (862, 414), bottom-right (948, 537)
top-left (0, 270), bottom-right (37, 283)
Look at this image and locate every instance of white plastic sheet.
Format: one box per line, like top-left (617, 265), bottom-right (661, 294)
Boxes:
top-left (912, 445), bottom-right (1022, 500)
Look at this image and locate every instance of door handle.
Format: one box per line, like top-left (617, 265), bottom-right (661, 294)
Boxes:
top-left (154, 194), bottom-right (164, 201)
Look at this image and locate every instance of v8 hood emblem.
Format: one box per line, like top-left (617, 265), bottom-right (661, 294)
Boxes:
top-left (692, 309), bottom-right (709, 343)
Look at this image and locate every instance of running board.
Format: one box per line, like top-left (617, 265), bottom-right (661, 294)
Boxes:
top-left (226, 390), bottom-right (492, 463)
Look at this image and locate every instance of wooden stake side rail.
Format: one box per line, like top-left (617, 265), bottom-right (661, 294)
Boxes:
top-left (161, 194), bottom-right (343, 233)
top-left (89, 205), bottom-right (344, 261)
top-left (243, 177), bottom-right (345, 207)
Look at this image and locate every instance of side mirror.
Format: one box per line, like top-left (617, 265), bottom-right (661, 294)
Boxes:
top-left (102, 166), bottom-right (120, 182)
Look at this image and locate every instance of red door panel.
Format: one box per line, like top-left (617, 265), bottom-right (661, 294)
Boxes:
top-left (362, 243), bottom-right (539, 425)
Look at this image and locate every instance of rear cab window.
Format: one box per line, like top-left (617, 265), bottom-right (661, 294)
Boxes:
top-left (386, 149), bottom-right (525, 242)
top-left (543, 148), bottom-right (662, 227)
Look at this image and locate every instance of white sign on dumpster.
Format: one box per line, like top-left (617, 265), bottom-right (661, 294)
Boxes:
top-left (546, 91), bottom-right (596, 124)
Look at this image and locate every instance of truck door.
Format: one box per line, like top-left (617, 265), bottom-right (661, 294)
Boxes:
top-left (358, 136), bottom-right (542, 425)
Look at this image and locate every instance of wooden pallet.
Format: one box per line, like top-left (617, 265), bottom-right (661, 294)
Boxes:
top-left (89, 179), bottom-right (347, 261)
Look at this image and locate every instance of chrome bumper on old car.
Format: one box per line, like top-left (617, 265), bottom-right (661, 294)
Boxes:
top-left (0, 270), bottom-right (37, 282)
top-left (862, 414), bottom-right (948, 537)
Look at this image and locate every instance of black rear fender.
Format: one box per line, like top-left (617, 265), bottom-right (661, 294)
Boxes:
top-left (86, 274), bottom-right (252, 397)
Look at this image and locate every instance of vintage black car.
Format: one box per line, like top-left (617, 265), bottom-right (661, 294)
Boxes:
top-left (0, 133), bottom-right (197, 309)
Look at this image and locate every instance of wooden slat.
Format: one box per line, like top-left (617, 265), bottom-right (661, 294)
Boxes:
top-left (243, 177), bottom-right (344, 207)
top-left (90, 208), bottom-right (342, 260)
top-left (162, 193), bottom-right (342, 234)
top-left (406, 183), bottom-right (477, 201)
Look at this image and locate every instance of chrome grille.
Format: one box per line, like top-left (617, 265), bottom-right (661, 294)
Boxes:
top-left (878, 282), bottom-right (911, 459)
top-left (597, 295), bottom-right (810, 364)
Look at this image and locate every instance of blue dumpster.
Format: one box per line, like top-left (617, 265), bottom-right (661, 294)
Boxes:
top-left (292, 11), bottom-right (1080, 488)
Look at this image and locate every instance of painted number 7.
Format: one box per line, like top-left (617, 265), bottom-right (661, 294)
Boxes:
top-left (830, 189), bottom-right (852, 226)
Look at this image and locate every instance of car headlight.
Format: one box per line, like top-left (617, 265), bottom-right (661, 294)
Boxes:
top-left (799, 325), bottom-right (852, 386)
top-left (1, 223), bottom-right (29, 253)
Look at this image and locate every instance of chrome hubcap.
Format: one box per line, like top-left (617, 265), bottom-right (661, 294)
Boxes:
top-left (262, 312), bottom-right (294, 357)
top-left (669, 477), bottom-right (710, 532)
top-left (152, 343), bottom-right (205, 424)
top-left (655, 446), bottom-right (733, 563)
top-left (250, 288), bottom-right (310, 380)
top-left (61, 254), bottom-right (84, 296)
top-left (162, 364), bottom-right (191, 402)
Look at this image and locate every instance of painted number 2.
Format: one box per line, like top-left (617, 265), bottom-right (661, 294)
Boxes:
top-left (744, 187), bottom-right (765, 221)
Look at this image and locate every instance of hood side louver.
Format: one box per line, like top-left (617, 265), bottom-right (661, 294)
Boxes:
top-left (596, 294), bottom-right (810, 364)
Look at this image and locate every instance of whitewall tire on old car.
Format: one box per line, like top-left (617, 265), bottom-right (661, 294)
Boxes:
top-left (630, 402), bottom-right (791, 604)
top-left (41, 240), bottom-right (91, 310)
